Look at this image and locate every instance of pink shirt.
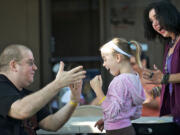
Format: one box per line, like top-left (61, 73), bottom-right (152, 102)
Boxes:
top-left (101, 73), bottom-right (145, 130)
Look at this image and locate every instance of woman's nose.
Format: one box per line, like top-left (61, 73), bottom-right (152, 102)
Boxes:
top-left (152, 20), bottom-right (159, 27)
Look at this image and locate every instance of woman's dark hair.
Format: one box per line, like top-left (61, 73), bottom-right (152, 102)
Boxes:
top-left (143, 0), bottom-right (180, 44)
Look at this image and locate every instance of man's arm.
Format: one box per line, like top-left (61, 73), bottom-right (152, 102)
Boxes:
top-left (8, 62), bottom-right (86, 120)
top-left (38, 81), bottom-right (82, 131)
top-left (38, 102), bottom-right (77, 131)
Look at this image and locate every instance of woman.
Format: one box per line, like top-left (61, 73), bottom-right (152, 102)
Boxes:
top-left (143, 0), bottom-right (180, 132)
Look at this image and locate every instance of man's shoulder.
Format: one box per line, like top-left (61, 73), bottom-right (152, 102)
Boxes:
top-left (22, 88), bottom-right (33, 95)
top-left (0, 75), bottom-right (13, 86)
top-left (0, 74), bottom-right (9, 82)
top-left (0, 74), bottom-right (19, 95)
top-left (0, 79), bottom-right (14, 89)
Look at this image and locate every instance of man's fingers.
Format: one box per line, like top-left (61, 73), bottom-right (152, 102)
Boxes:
top-left (69, 67), bottom-right (86, 79)
top-left (74, 72), bottom-right (86, 81)
top-left (59, 61), bottom-right (64, 73)
top-left (56, 61), bottom-right (65, 78)
top-left (69, 84), bottom-right (73, 89)
top-left (73, 79), bottom-right (84, 85)
top-left (75, 70), bottom-right (86, 76)
top-left (69, 66), bottom-right (84, 73)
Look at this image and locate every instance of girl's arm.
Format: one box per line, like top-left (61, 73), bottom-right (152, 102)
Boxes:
top-left (90, 75), bottom-right (105, 103)
top-left (130, 105), bottom-right (142, 120)
top-left (101, 80), bottom-right (128, 120)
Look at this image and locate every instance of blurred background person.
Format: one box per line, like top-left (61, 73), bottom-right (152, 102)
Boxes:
top-left (130, 52), bottom-right (160, 116)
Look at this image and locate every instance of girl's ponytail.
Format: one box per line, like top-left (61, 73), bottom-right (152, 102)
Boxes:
top-left (129, 40), bottom-right (142, 68)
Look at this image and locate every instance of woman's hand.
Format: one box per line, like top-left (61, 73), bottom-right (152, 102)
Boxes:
top-left (94, 119), bottom-right (104, 132)
top-left (142, 65), bottom-right (163, 84)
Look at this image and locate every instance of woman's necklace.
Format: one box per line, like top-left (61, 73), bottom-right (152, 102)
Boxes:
top-left (165, 35), bottom-right (179, 72)
top-left (169, 35), bottom-right (178, 48)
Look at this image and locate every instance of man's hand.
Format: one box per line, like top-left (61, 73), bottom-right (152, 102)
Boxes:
top-left (70, 80), bottom-right (83, 103)
top-left (55, 61), bottom-right (86, 88)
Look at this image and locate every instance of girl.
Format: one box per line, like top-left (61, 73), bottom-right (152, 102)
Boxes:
top-left (90, 38), bottom-right (145, 135)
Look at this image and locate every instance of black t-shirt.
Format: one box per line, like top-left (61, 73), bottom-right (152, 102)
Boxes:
top-left (0, 74), bottom-right (50, 135)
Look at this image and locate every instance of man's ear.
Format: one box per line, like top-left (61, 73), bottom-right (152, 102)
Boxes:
top-left (9, 60), bottom-right (18, 72)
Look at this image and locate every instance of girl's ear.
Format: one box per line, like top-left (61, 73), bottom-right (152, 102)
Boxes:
top-left (116, 53), bottom-right (121, 63)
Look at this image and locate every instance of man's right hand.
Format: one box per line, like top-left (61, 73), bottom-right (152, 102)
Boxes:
top-left (55, 61), bottom-right (86, 88)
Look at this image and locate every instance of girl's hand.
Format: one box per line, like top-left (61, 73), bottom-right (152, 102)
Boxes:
top-left (94, 119), bottom-right (104, 132)
top-left (90, 75), bottom-right (103, 95)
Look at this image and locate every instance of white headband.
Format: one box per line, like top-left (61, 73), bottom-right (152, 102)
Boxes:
top-left (105, 41), bottom-right (132, 57)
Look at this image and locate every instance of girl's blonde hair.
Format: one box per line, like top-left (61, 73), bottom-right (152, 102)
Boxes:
top-left (100, 37), bottom-right (142, 68)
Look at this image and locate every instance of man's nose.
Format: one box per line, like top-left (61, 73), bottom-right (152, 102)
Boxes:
top-left (33, 64), bottom-right (38, 70)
